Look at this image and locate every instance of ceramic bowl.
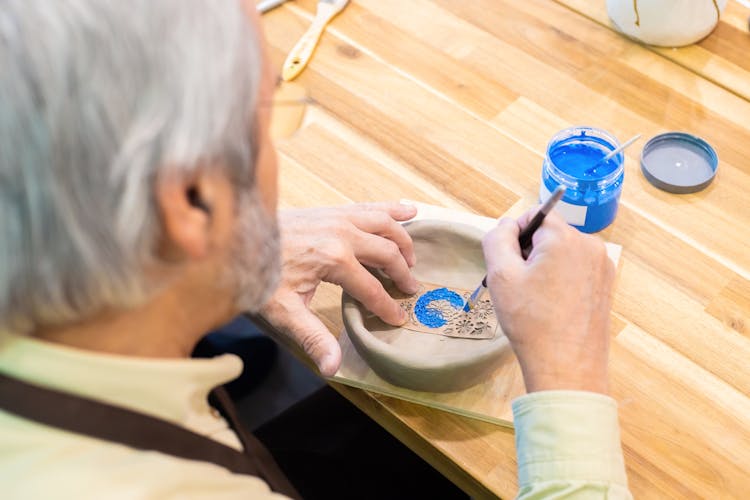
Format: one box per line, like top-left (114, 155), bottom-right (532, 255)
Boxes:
top-left (341, 220), bottom-right (511, 392)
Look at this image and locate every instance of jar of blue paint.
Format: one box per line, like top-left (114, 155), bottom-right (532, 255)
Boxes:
top-left (541, 126), bottom-right (625, 233)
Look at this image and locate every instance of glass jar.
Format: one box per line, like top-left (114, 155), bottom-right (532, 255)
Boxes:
top-left (541, 126), bottom-right (625, 233)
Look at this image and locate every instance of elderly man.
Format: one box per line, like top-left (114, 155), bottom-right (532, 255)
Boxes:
top-left (0, 1), bottom-right (631, 499)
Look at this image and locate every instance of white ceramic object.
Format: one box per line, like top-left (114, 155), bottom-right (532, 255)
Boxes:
top-left (607, 0), bottom-right (728, 47)
top-left (342, 220), bottom-right (511, 393)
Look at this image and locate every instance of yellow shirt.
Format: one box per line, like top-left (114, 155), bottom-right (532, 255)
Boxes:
top-left (513, 391), bottom-right (632, 499)
top-left (0, 335), bottom-right (631, 499)
top-left (0, 335), bottom-right (286, 499)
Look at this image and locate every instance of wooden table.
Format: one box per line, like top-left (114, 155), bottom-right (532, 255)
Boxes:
top-left (260, 1), bottom-right (750, 497)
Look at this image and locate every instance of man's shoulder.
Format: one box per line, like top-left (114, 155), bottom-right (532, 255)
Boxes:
top-left (0, 410), bottom-right (285, 500)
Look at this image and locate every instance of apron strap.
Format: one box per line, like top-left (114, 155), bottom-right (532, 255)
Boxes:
top-left (210, 386), bottom-right (301, 498)
top-left (0, 371), bottom-right (300, 499)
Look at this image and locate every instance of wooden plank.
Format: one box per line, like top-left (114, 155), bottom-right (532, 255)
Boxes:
top-left (720, 1), bottom-right (750, 32)
top-left (299, 108), bottom-right (473, 212)
top-left (265, 16), bottom-right (524, 217)
top-left (277, 153), bottom-right (352, 207)
top-left (699, 20), bottom-right (750, 72)
top-left (612, 325), bottom-right (750, 496)
top-left (278, 123), bottom-right (442, 205)
top-left (706, 276), bottom-right (750, 337)
top-left (613, 256), bottom-right (750, 395)
top-left (287, 1), bottom-right (520, 120)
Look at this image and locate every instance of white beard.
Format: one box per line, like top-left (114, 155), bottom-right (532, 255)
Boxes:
top-left (227, 189), bottom-right (280, 313)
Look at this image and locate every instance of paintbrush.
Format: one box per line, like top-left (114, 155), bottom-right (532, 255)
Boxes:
top-left (281, 0), bottom-right (349, 81)
top-left (583, 133), bottom-right (641, 175)
top-left (463, 185), bottom-right (566, 312)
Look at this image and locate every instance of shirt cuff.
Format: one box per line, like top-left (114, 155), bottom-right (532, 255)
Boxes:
top-left (512, 390), bottom-right (628, 489)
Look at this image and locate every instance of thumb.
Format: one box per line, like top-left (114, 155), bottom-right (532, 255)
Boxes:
top-left (482, 217), bottom-right (525, 286)
top-left (272, 295), bottom-right (342, 377)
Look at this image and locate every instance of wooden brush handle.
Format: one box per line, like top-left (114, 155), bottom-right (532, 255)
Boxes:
top-left (282, 6), bottom-right (338, 81)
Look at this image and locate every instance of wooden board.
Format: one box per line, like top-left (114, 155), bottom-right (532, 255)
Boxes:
top-left (333, 326), bottom-right (521, 427)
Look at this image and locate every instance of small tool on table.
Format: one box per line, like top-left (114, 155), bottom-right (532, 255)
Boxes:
top-left (257, 0), bottom-right (292, 14)
top-left (583, 133), bottom-right (641, 175)
top-left (463, 185), bottom-right (566, 312)
top-left (282, 0), bottom-right (349, 81)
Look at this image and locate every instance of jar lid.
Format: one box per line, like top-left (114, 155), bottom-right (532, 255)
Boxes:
top-left (640, 132), bottom-right (718, 194)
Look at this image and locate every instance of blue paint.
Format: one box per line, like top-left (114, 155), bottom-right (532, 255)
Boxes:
top-left (414, 288), bottom-right (464, 328)
top-left (542, 127), bottom-right (625, 233)
top-left (549, 139), bottom-right (617, 179)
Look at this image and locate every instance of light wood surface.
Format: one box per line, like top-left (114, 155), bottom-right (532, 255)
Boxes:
top-left (261, 1), bottom-right (750, 498)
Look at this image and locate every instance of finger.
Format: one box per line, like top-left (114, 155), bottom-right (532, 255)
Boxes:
top-left (517, 204), bottom-right (568, 232)
top-left (329, 259), bottom-right (407, 327)
top-left (482, 217), bottom-right (526, 286)
top-left (351, 202), bottom-right (418, 222)
top-left (516, 205), bottom-right (547, 257)
top-left (512, 206), bottom-right (570, 259)
top-left (354, 232), bottom-right (419, 294)
top-left (516, 205), bottom-right (542, 229)
top-left (527, 210), bottom-right (573, 252)
top-left (265, 294), bottom-right (342, 377)
top-left (346, 209), bottom-right (417, 267)
top-left (538, 209), bottom-right (570, 231)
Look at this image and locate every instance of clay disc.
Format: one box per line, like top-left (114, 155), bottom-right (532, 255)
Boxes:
top-left (341, 220), bottom-right (510, 393)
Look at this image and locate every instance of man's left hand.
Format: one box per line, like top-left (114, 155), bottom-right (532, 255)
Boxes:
top-left (260, 203), bottom-right (418, 377)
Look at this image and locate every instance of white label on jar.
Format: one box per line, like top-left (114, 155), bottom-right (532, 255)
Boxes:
top-left (540, 184), bottom-right (588, 227)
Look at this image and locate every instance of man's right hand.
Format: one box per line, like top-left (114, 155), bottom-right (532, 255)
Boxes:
top-left (482, 210), bottom-right (616, 395)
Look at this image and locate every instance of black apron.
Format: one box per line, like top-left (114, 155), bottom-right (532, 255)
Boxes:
top-left (0, 371), bottom-right (300, 499)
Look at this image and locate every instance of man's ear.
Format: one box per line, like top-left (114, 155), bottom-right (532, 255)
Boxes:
top-left (156, 173), bottom-right (215, 260)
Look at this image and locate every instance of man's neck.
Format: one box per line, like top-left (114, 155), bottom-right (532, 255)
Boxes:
top-left (32, 288), bottom-right (231, 358)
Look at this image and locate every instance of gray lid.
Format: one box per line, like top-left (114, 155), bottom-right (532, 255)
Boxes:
top-left (640, 132), bottom-right (718, 194)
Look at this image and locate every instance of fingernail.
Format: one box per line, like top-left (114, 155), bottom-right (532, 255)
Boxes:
top-left (398, 307), bottom-right (408, 324)
top-left (400, 203), bottom-right (417, 215)
top-left (320, 353), bottom-right (338, 377)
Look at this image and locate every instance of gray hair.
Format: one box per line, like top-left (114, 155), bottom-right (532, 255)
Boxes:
top-left (0, 0), bottom-right (262, 333)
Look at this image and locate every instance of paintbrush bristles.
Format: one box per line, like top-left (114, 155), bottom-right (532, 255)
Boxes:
top-left (463, 284), bottom-right (487, 311)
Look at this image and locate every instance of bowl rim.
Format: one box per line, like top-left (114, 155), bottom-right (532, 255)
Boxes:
top-left (342, 219), bottom-right (510, 370)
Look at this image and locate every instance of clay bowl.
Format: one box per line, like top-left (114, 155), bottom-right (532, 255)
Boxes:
top-left (342, 220), bottom-right (511, 392)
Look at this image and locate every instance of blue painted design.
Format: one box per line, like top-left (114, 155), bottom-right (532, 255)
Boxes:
top-left (414, 287), bottom-right (465, 328)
